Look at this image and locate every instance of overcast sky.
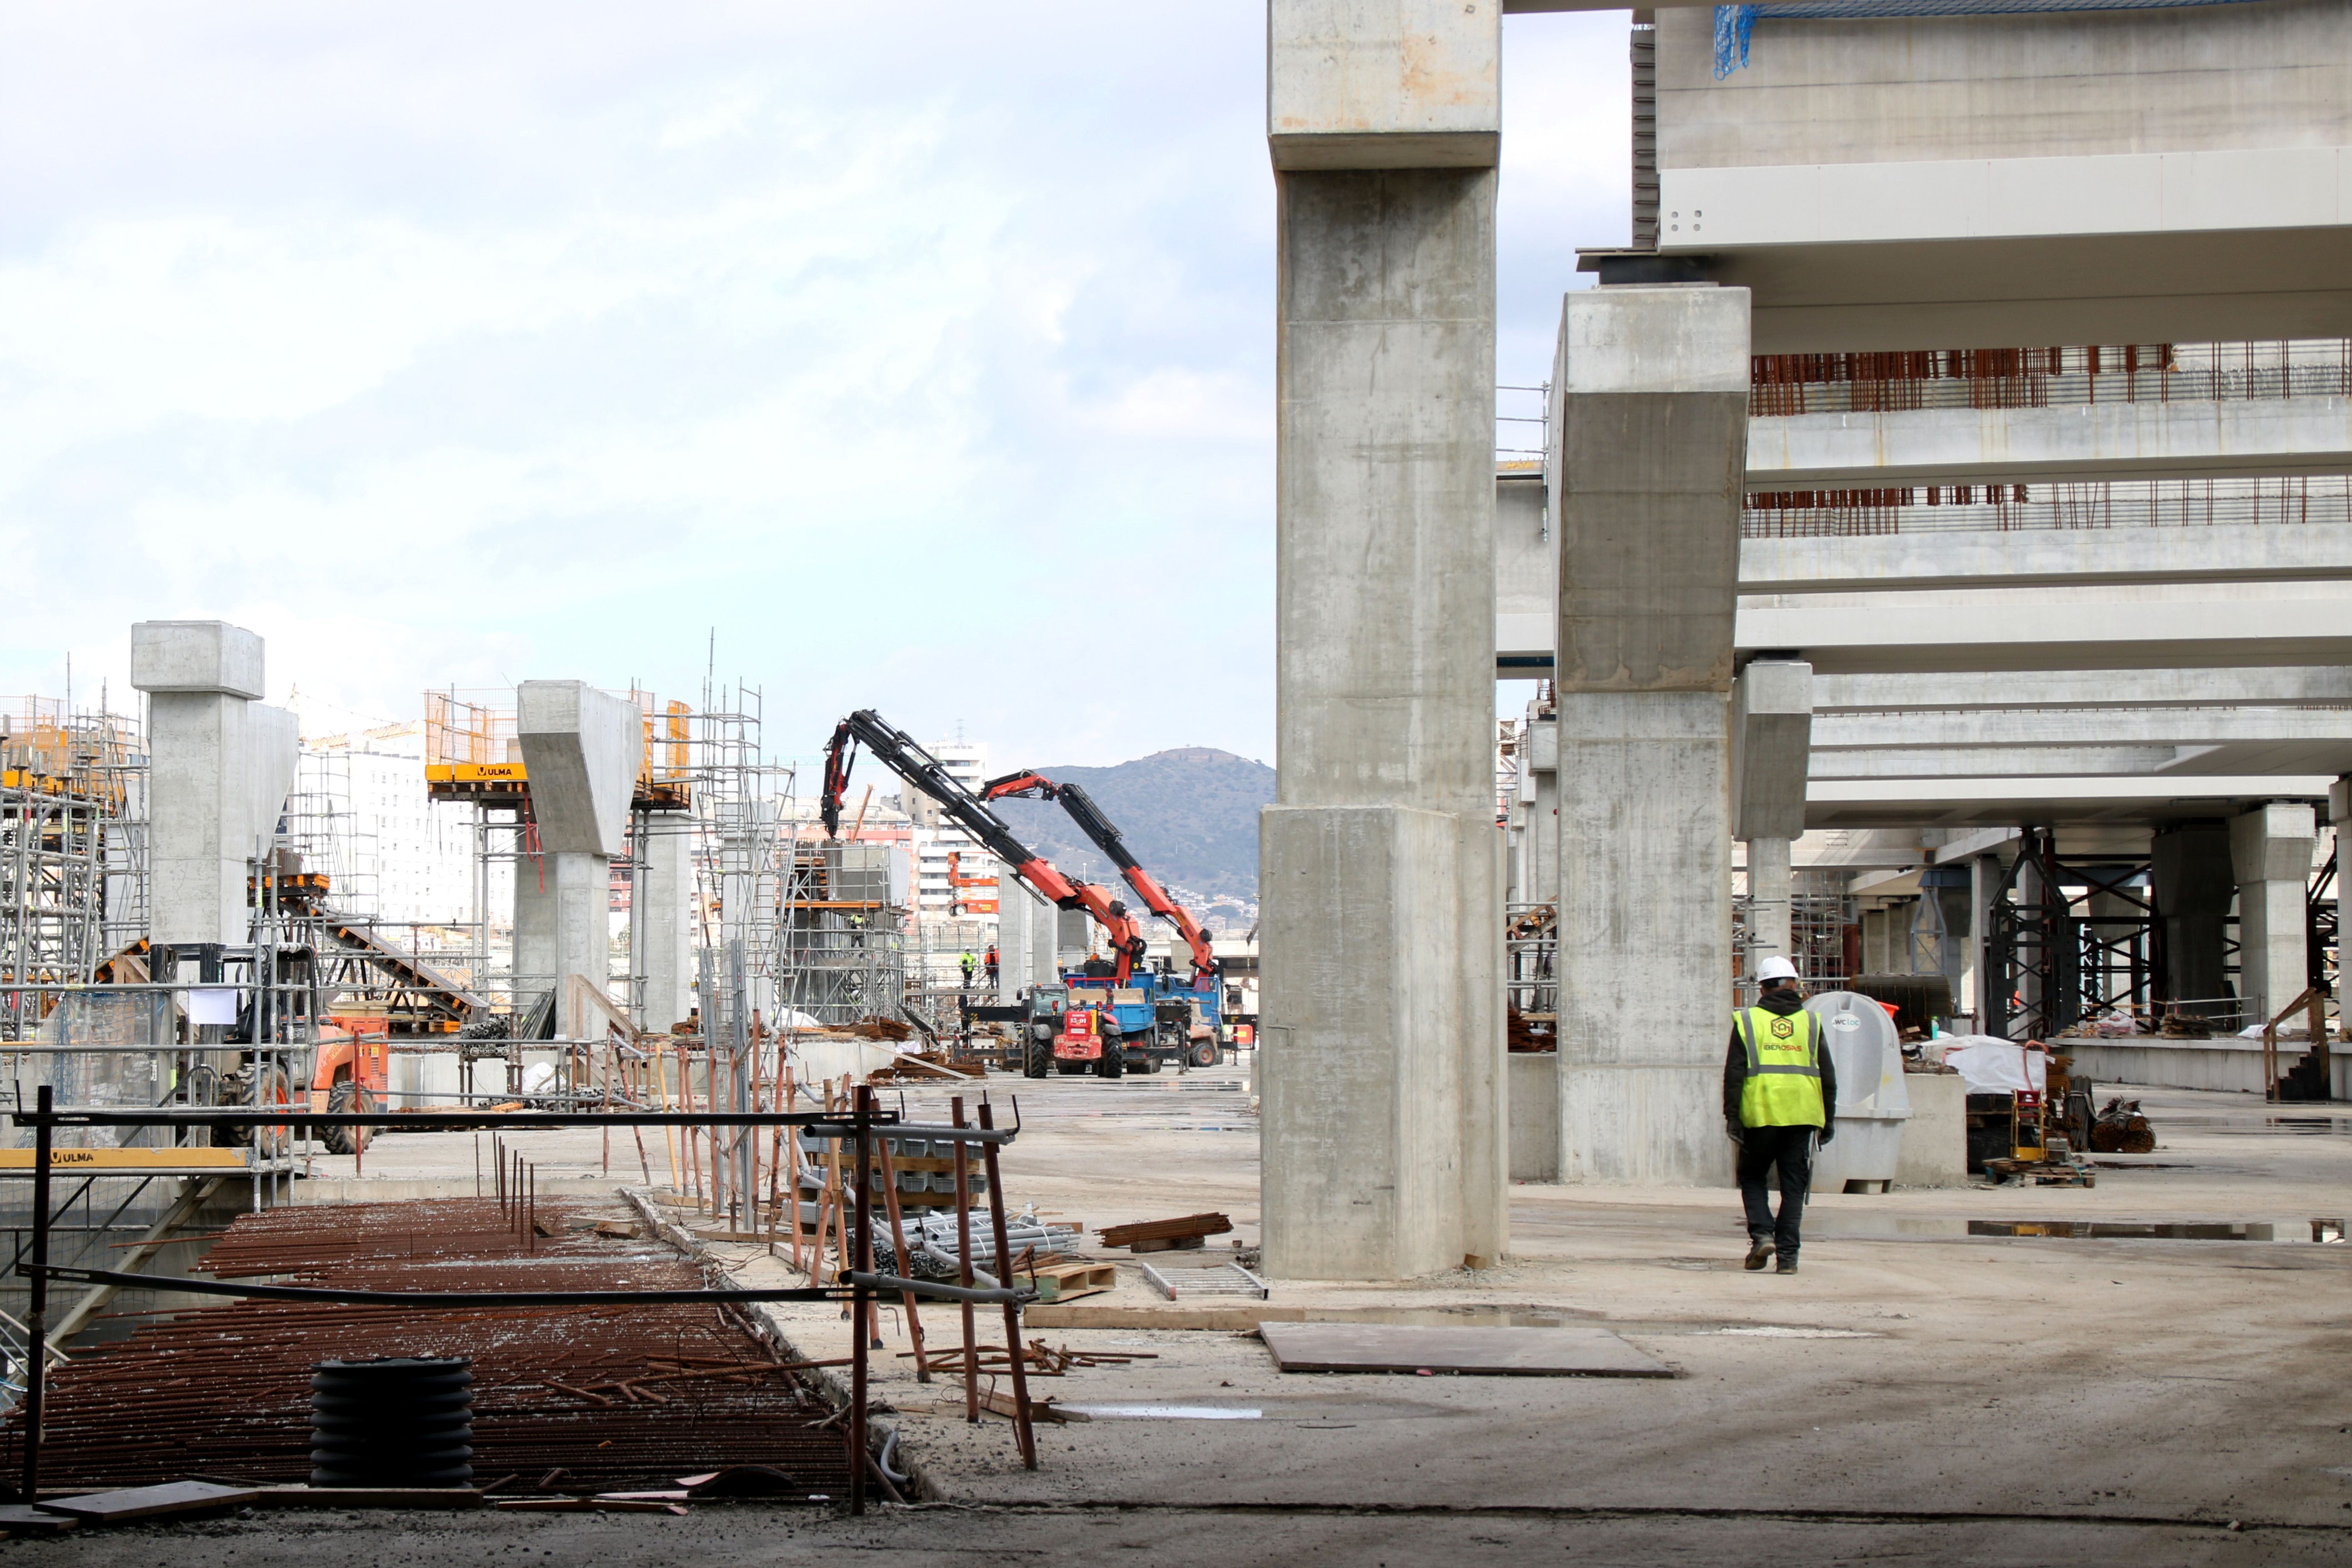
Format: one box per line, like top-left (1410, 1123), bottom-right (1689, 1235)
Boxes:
top-left (0, 3), bottom-right (1628, 774)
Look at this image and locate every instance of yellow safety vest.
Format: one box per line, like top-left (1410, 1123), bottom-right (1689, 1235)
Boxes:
top-left (1736, 1006), bottom-right (1827, 1129)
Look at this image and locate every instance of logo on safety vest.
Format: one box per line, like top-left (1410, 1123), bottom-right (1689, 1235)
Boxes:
top-left (1768, 1017), bottom-right (1795, 1039)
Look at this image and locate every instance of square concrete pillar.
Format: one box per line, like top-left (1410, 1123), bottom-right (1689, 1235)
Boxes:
top-left (131, 621), bottom-right (295, 951)
top-left (1260, 805), bottom-right (1467, 1278)
top-left (1260, 0), bottom-right (1503, 1279)
top-left (2152, 821), bottom-right (2233, 1022)
top-left (1549, 284), bottom-right (1749, 1186)
top-left (639, 825), bottom-right (695, 1031)
top-left (2230, 802), bottom-right (2317, 1026)
top-left (1556, 691), bottom-right (1735, 1183)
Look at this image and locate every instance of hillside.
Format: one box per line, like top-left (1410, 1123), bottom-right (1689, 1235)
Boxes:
top-left (988, 746), bottom-right (1273, 924)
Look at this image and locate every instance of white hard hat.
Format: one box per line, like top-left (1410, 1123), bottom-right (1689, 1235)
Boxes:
top-left (1757, 957), bottom-right (1800, 983)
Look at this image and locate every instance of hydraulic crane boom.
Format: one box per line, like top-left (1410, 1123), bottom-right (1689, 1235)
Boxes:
top-left (820, 710), bottom-right (1146, 984)
top-left (981, 770), bottom-right (1219, 986)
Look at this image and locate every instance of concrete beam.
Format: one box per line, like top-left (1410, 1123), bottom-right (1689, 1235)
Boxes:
top-left (1267, 0), bottom-right (1500, 172)
top-left (516, 682), bottom-right (636, 860)
top-left (1551, 285), bottom-right (1750, 690)
top-left (1812, 666), bottom-right (2352, 714)
top-left (1812, 706), bottom-right (2352, 752)
top-left (130, 621), bottom-right (265, 700)
top-left (1803, 774), bottom-right (2336, 833)
top-left (1811, 746), bottom-right (2188, 781)
top-left (1730, 659), bottom-right (1810, 841)
top-left (1739, 586), bottom-right (2352, 675)
top-left (1741, 524), bottom-right (2352, 598)
top-left (1748, 398), bottom-right (2352, 491)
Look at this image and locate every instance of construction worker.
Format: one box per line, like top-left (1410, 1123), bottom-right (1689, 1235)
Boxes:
top-left (984, 945), bottom-right (999, 985)
top-left (959, 950), bottom-right (977, 987)
top-left (1724, 956), bottom-right (1837, 1274)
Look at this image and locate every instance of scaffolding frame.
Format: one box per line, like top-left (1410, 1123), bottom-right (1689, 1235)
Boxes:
top-left (2, 701), bottom-right (146, 1043)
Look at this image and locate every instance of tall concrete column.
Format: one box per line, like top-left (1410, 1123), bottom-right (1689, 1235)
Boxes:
top-left (130, 621), bottom-right (297, 954)
top-left (639, 824), bottom-right (694, 1031)
top-left (1732, 659), bottom-right (1813, 981)
top-left (2229, 803), bottom-right (2317, 1028)
top-left (1526, 715), bottom-right (1559, 906)
top-left (2152, 821), bottom-right (2232, 1022)
top-left (515, 681), bottom-right (637, 1040)
top-left (1550, 284), bottom-right (1750, 1184)
top-left (1260, 0), bottom-right (1504, 1278)
top-left (997, 881), bottom-right (1037, 1003)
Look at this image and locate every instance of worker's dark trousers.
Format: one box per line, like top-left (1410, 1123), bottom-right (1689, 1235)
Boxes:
top-left (1737, 1125), bottom-right (1818, 1260)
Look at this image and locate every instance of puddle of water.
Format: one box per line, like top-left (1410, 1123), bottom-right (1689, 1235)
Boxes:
top-left (2147, 1117), bottom-right (2352, 1138)
top-left (1059, 1405), bottom-right (1262, 1420)
top-left (1325, 1308), bottom-right (1575, 1328)
top-left (1967, 1220), bottom-right (2274, 1241)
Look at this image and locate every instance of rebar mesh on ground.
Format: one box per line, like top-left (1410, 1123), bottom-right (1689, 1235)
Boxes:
top-left (0, 1198), bottom-right (852, 1493)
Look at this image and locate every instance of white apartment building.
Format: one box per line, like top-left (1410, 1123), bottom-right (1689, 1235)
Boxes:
top-left (295, 721), bottom-right (483, 928)
top-left (905, 739), bottom-right (1001, 926)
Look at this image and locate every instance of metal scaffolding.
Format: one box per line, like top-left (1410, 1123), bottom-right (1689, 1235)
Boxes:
top-left (1, 701), bottom-right (145, 1043)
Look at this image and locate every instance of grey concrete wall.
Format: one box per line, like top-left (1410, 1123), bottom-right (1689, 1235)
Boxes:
top-left (1550, 285), bottom-right (1748, 1186)
top-left (1656, 3), bottom-right (2350, 171)
top-left (1260, 3), bottom-right (1503, 1277)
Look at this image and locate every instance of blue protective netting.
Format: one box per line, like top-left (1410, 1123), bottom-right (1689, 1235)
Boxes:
top-left (1715, 0), bottom-right (2265, 78)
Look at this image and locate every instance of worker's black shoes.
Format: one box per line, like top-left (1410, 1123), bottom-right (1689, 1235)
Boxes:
top-left (1743, 1241), bottom-right (1774, 1271)
top-left (1775, 1257), bottom-right (1799, 1275)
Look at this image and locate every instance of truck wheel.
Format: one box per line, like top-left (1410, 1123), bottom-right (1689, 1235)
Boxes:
top-left (1096, 1043), bottom-right (1124, 1080)
top-left (1024, 1039), bottom-right (1050, 1079)
top-left (321, 1081), bottom-right (376, 1156)
top-left (1191, 1040), bottom-right (1220, 1069)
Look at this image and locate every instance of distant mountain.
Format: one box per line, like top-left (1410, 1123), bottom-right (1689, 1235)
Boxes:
top-left (989, 747), bottom-right (1274, 918)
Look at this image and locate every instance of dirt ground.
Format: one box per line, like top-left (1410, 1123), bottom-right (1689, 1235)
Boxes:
top-left (11, 1064), bottom-right (2349, 1566)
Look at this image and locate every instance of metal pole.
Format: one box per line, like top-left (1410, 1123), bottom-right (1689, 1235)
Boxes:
top-left (874, 1138), bottom-right (929, 1383)
top-left (950, 1096), bottom-right (978, 1423)
top-left (977, 1099), bottom-right (1037, 1470)
top-left (22, 1084), bottom-right (54, 1499)
top-left (849, 1086), bottom-right (873, 1517)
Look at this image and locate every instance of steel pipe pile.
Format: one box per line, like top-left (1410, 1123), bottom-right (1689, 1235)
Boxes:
top-left (0, 1198), bottom-right (853, 1494)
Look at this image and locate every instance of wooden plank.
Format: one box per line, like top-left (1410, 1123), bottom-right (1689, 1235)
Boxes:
top-left (0, 1505), bottom-right (77, 1533)
top-left (36, 1482), bottom-right (265, 1523)
top-left (1258, 1323), bottom-right (1672, 1379)
top-left (1097, 1212), bottom-right (1232, 1249)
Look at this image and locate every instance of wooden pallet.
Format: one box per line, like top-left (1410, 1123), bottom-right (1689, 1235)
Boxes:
top-left (1015, 1261), bottom-right (1117, 1303)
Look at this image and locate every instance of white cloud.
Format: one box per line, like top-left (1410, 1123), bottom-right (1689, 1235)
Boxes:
top-left (0, 2), bottom-right (1627, 768)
